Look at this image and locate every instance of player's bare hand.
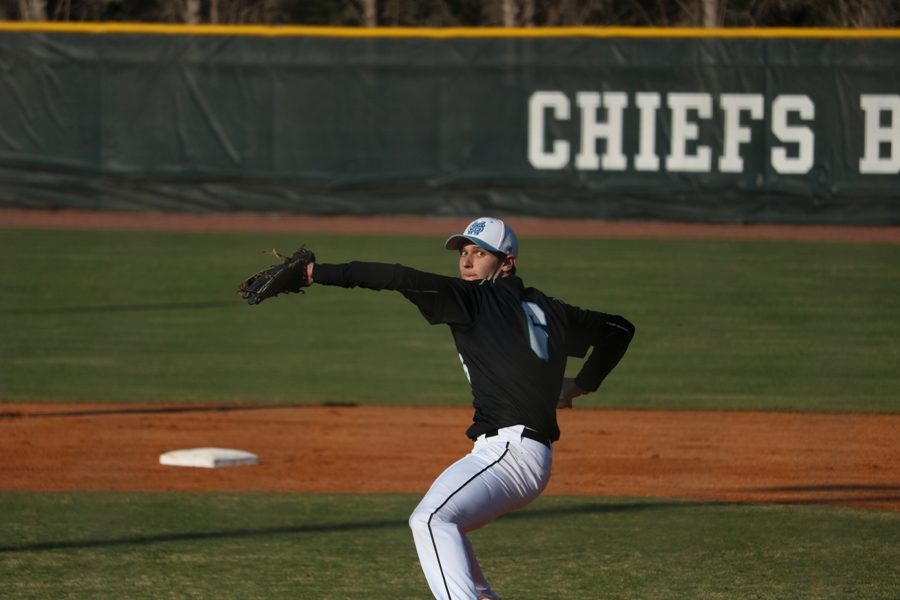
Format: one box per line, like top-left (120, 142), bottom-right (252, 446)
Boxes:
top-left (558, 377), bottom-right (586, 409)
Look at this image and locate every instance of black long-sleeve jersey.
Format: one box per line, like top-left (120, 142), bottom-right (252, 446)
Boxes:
top-left (313, 262), bottom-right (634, 443)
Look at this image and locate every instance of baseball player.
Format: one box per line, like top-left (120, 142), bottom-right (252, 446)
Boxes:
top-left (253, 217), bottom-right (634, 599)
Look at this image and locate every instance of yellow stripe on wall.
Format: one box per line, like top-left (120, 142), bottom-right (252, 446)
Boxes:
top-left (0, 21), bottom-right (898, 39)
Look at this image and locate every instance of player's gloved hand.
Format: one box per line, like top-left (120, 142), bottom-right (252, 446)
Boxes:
top-left (237, 246), bottom-right (316, 305)
top-left (558, 377), bottom-right (586, 409)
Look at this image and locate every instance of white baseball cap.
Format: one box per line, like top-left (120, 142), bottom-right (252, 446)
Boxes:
top-left (444, 217), bottom-right (519, 257)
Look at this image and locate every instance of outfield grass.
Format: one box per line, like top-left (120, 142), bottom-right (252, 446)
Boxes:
top-left (1, 492), bottom-right (897, 599)
top-left (2, 228), bottom-right (899, 411)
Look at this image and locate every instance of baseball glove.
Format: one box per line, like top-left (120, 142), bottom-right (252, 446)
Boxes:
top-left (237, 246), bottom-right (315, 305)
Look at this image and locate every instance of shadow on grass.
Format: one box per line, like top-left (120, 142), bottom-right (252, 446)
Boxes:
top-left (751, 484), bottom-right (900, 493)
top-left (0, 300), bottom-right (233, 316)
top-left (0, 403), bottom-right (357, 419)
top-left (741, 483), bottom-right (900, 507)
top-left (503, 499), bottom-right (723, 520)
top-left (0, 500), bottom-right (709, 554)
top-left (0, 519), bottom-right (406, 554)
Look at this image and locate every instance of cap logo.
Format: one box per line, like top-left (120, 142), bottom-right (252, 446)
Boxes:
top-left (467, 221), bottom-right (486, 236)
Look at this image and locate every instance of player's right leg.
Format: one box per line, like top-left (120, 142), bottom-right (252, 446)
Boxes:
top-left (462, 534), bottom-right (500, 600)
top-left (409, 449), bottom-right (494, 598)
top-left (408, 433), bottom-right (550, 599)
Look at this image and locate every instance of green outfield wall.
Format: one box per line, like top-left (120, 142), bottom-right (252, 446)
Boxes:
top-left (0, 24), bottom-right (898, 223)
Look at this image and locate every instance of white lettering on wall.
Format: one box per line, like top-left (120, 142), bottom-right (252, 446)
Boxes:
top-left (634, 92), bottom-right (661, 172)
top-left (528, 90), bottom-right (799, 174)
top-left (527, 91), bottom-right (570, 170)
top-left (666, 93), bottom-right (713, 172)
top-left (719, 94), bottom-right (765, 173)
top-left (526, 90), bottom-right (890, 177)
top-left (770, 95), bottom-right (815, 174)
top-left (575, 92), bottom-right (628, 170)
top-left (859, 94), bottom-right (900, 174)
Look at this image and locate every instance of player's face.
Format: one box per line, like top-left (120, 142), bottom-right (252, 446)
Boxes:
top-left (458, 243), bottom-right (503, 281)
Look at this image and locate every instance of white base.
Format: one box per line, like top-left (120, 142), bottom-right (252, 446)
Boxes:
top-left (159, 447), bottom-right (258, 469)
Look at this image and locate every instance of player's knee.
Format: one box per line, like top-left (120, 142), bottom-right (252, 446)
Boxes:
top-left (410, 504), bottom-right (453, 533)
top-left (408, 506), bottom-right (430, 534)
top-left (410, 505), bottom-right (462, 536)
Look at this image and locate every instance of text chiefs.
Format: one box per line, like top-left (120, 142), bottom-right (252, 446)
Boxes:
top-left (528, 91), bottom-right (900, 175)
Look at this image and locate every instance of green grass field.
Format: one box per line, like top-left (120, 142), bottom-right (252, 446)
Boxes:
top-left (1, 493), bottom-right (898, 599)
top-left (2, 226), bottom-right (899, 599)
top-left (2, 228), bottom-right (899, 411)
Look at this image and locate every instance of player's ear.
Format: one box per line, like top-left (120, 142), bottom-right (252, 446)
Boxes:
top-left (500, 255), bottom-right (516, 273)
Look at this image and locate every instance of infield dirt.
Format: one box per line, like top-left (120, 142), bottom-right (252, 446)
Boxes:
top-left (1, 404), bottom-right (898, 512)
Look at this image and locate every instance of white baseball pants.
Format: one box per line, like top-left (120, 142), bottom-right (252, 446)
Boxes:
top-left (409, 425), bottom-right (553, 599)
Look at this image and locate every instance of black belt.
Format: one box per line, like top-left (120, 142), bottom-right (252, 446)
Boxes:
top-left (484, 428), bottom-right (552, 449)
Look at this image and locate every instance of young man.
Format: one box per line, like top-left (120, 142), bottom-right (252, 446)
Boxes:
top-left (306, 217), bottom-right (634, 599)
